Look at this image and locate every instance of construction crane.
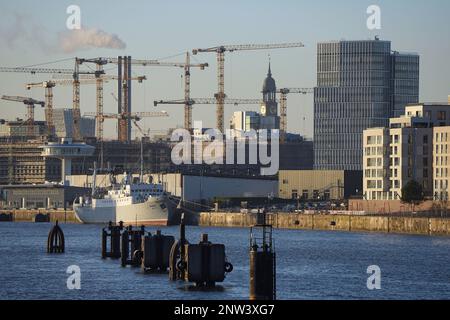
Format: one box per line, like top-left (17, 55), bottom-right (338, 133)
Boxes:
top-left (53, 74), bottom-right (147, 141)
top-left (154, 98), bottom-right (264, 132)
top-left (83, 111), bottom-right (169, 141)
top-left (79, 55), bottom-right (208, 133)
top-left (154, 97), bottom-right (263, 107)
top-left (278, 88), bottom-right (314, 143)
top-left (192, 42), bottom-right (305, 132)
top-left (0, 65), bottom-right (104, 140)
top-left (155, 88), bottom-right (313, 143)
top-left (1, 95), bottom-right (45, 137)
top-left (25, 79), bottom-right (102, 137)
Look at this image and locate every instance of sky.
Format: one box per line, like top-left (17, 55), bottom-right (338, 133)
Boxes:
top-left (0, 0), bottom-right (449, 140)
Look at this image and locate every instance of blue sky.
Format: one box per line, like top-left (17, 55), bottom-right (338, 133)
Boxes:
top-left (1, 0), bottom-right (449, 139)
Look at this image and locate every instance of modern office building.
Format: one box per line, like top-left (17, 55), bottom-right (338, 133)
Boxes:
top-left (314, 38), bottom-right (420, 171)
top-left (363, 103), bottom-right (450, 200)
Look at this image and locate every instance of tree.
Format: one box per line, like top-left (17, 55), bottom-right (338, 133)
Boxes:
top-left (401, 180), bottom-right (425, 209)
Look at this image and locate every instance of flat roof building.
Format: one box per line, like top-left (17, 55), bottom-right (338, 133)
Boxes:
top-left (363, 102), bottom-right (450, 200)
top-left (279, 170), bottom-right (362, 201)
top-left (314, 39), bottom-right (420, 171)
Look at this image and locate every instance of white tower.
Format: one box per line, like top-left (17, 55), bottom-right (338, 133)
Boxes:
top-left (41, 138), bottom-right (95, 186)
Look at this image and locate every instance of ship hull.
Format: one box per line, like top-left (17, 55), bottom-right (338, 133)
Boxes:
top-left (74, 197), bottom-right (178, 226)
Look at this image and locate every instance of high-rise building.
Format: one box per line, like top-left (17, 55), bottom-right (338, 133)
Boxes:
top-left (314, 38), bottom-right (419, 171)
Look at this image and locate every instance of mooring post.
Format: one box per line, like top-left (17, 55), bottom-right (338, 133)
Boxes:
top-left (249, 212), bottom-right (276, 300)
top-left (121, 227), bottom-right (130, 267)
top-left (47, 221), bottom-right (65, 254)
top-left (101, 228), bottom-right (107, 259)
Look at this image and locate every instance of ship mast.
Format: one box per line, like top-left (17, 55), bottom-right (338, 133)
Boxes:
top-left (92, 161), bottom-right (97, 197)
top-left (140, 138), bottom-right (144, 183)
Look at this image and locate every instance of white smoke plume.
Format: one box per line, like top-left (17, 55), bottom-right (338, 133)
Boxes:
top-left (59, 27), bottom-right (127, 53)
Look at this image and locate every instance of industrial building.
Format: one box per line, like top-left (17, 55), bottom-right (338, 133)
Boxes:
top-left (279, 170), bottom-right (362, 200)
top-left (314, 38), bottom-right (420, 171)
top-left (363, 102), bottom-right (450, 200)
top-left (0, 184), bottom-right (89, 210)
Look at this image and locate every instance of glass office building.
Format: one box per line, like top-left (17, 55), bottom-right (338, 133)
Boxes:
top-left (314, 39), bottom-right (419, 170)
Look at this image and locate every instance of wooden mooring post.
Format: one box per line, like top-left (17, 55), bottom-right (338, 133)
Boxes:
top-left (121, 225), bottom-right (146, 267)
top-left (101, 221), bottom-right (123, 259)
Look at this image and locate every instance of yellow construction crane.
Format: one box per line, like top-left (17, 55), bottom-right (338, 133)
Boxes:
top-left (1, 95), bottom-right (45, 137)
top-left (278, 88), bottom-right (314, 143)
top-left (156, 87), bottom-right (313, 143)
top-left (25, 79), bottom-right (101, 137)
top-left (52, 74), bottom-right (147, 141)
top-left (0, 65), bottom-right (104, 140)
top-left (192, 42), bottom-right (305, 132)
top-left (83, 111), bottom-right (169, 141)
top-left (78, 55), bottom-right (208, 135)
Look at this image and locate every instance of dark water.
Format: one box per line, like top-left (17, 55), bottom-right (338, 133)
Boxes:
top-left (0, 222), bottom-right (449, 300)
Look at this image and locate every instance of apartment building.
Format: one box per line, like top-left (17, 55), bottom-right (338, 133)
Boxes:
top-left (363, 103), bottom-right (450, 200)
top-left (433, 127), bottom-right (450, 200)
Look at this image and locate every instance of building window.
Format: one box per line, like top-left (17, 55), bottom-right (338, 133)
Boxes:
top-left (313, 190), bottom-right (320, 200)
top-left (302, 190), bottom-right (309, 200)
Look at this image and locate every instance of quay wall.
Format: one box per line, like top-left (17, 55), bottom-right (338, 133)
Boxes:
top-left (0, 209), bottom-right (79, 223)
top-left (199, 212), bottom-right (450, 236)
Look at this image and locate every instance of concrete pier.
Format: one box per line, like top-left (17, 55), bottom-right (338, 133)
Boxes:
top-left (0, 209), bottom-right (79, 223)
top-left (199, 212), bottom-right (450, 236)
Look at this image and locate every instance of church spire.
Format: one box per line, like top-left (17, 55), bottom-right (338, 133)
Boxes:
top-left (267, 56), bottom-right (272, 77)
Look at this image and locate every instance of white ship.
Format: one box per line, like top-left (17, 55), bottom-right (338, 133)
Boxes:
top-left (74, 172), bottom-right (178, 226)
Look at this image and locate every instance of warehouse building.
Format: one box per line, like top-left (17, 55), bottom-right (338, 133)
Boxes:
top-left (0, 184), bottom-right (89, 210)
top-left (279, 170), bottom-right (362, 200)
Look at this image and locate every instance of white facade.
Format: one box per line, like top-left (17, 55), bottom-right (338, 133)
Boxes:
top-left (363, 103), bottom-right (450, 200)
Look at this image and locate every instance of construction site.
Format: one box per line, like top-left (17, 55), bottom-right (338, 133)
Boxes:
top-left (0, 43), bottom-right (317, 211)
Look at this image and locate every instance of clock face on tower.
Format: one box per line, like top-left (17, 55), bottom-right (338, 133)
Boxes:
top-left (260, 105), bottom-right (266, 116)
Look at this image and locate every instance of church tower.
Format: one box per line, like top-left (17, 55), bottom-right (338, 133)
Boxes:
top-left (261, 62), bottom-right (278, 117)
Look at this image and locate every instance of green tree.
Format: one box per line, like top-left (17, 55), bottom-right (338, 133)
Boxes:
top-left (401, 180), bottom-right (425, 207)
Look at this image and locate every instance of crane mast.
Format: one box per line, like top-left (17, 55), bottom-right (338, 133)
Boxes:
top-left (26, 79), bottom-right (105, 139)
top-left (95, 55), bottom-right (207, 132)
top-left (0, 65), bottom-right (103, 140)
top-left (192, 42), bottom-right (304, 132)
top-left (278, 88), bottom-right (313, 143)
top-left (1, 95), bottom-right (45, 137)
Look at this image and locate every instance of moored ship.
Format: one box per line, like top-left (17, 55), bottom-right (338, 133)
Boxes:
top-left (74, 172), bottom-right (178, 226)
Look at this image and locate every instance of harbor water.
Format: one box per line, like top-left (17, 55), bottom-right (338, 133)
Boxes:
top-left (0, 222), bottom-right (449, 300)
